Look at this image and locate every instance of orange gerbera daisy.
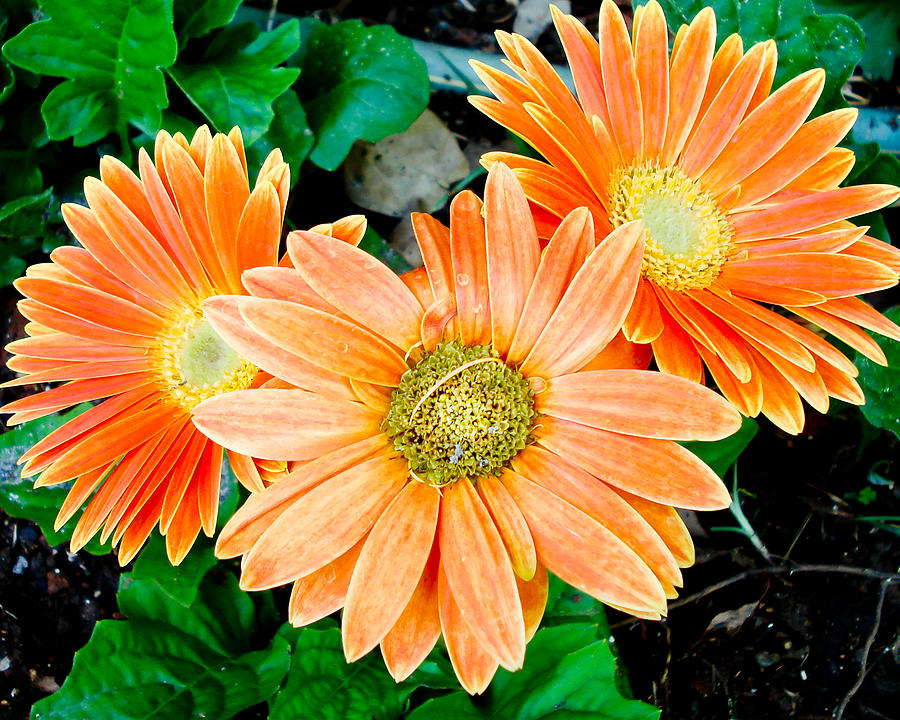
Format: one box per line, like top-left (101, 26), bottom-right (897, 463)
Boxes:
top-left (191, 163), bottom-right (740, 693)
top-left (1, 125), bottom-right (365, 565)
top-left (469, 0), bottom-right (900, 433)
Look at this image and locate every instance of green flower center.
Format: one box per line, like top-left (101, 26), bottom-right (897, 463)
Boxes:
top-left (154, 307), bottom-right (257, 411)
top-left (384, 342), bottom-right (537, 487)
top-left (608, 163), bottom-right (733, 291)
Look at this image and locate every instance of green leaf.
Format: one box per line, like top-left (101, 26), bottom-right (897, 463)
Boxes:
top-left (0, 187), bottom-right (52, 240)
top-left (357, 225), bottom-right (413, 275)
top-left (168, 19), bottom-right (300, 144)
top-left (173, 0), bottom-right (241, 48)
top-left (543, 575), bottom-right (610, 632)
top-left (856, 306), bottom-right (900, 439)
top-left (32, 564), bottom-right (289, 720)
top-left (298, 19), bottom-right (430, 171)
top-left (409, 622), bottom-right (659, 720)
top-left (681, 416), bottom-right (758, 477)
top-left (813, 0), bottom-right (900, 80)
top-left (2, 0), bottom-right (177, 142)
top-left (0, 404), bottom-right (108, 554)
top-left (30, 618), bottom-right (289, 720)
top-left (118, 564), bottom-right (256, 656)
top-left (269, 625), bottom-right (415, 720)
top-left (245, 89), bottom-right (314, 186)
top-left (640, 0), bottom-right (864, 114)
top-left (130, 534), bottom-right (218, 607)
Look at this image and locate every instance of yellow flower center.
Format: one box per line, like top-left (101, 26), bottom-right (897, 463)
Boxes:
top-left (384, 342), bottom-right (537, 487)
top-left (153, 303), bottom-right (257, 411)
top-left (608, 164), bottom-right (733, 291)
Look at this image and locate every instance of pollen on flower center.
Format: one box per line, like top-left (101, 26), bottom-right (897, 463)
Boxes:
top-left (153, 304), bottom-right (257, 411)
top-left (384, 342), bottom-right (537, 487)
top-left (608, 164), bottom-right (733, 291)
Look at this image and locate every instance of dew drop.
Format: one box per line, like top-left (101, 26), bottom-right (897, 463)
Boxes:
top-left (456, 272), bottom-right (470, 286)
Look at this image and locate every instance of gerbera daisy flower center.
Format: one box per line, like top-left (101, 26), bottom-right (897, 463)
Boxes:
top-left (384, 342), bottom-right (537, 487)
top-left (608, 164), bottom-right (733, 291)
top-left (153, 304), bottom-right (257, 411)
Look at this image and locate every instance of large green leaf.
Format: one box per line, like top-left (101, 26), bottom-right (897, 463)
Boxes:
top-left (269, 625), bottom-right (415, 720)
top-left (245, 89), bottom-right (315, 185)
top-left (168, 19), bottom-right (300, 144)
top-left (0, 404), bottom-right (107, 554)
top-left (407, 621), bottom-right (659, 720)
top-left (297, 19), bottom-right (430, 171)
top-left (681, 416), bottom-right (758, 478)
top-left (856, 306), bottom-right (900, 439)
top-left (130, 534), bottom-right (219, 607)
top-left (813, 0), bottom-right (900, 80)
top-left (32, 565), bottom-right (290, 719)
top-left (173, 0), bottom-right (241, 48)
top-left (2, 0), bottom-right (177, 143)
top-left (639, 0), bottom-right (864, 114)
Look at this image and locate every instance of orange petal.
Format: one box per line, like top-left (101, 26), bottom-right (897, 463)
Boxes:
top-left (195, 442), bottom-right (223, 536)
top-left (288, 538), bottom-right (365, 626)
top-left (476, 476), bottom-right (537, 580)
top-left (34, 402), bottom-right (174, 487)
top-left (500, 469), bottom-right (667, 613)
top-left (60, 204), bottom-right (176, 313)
top-left (203, 295), bottom-right (355, 400)
top-left (438, 563), bottom-right (499, 695)
top-left (507, 206), bottom-right (593, 365)
top-left (517, 565), bottom-right (548, 642)
top-left (549, 6), bottom-right (610, 128)
top-left (343, 481), bottom-right (440, 661)
top-left (599, 0), bottom-right (643, 161)
top-left (83, 177), bottom-right (190, 302)
top-left (450, 191), bottom-right (492, 346)
top-left (634, 0), bottom-right (669, 158)
top-left (688, 288), bottom-right (816, 371)
top-left (484, 163), bottom-right (540, 356)
top-left (512, 446), bottom-right (683, 589)
top-left (205, 134), bottom-right (250, 286)
top-left (522, 221), bottom-right (644, 377)
top-left (192, 388), bottom-right (383, 461)
top-left (239, 296), bottom-right (408, 386)
top-left (651, 309), bottom-right (704, 384)
top-left (439, 479), bottom-right (526, 671)
top-left (159, 432), bottom-right (208, 534)
top-left (788, 305), bottom-right (887, 365)
top-left (3, 373), bottom-right (155, 419)
top-left (240, 456), bottom-right (408, 590)
top-left (215, 434), bottom-right (392, 559)
top-left (537, 416), bottom-right (731, 510)
top-left (734, 109), bottom-right (857, 206)
top-left (660, 7), bottom-right (716, 164)
top-left (411, 213), bottom-right (455, 306)
top-left (381, 549), bottom-right (441, 682)
top-left (695, 341), bottom-right (763, 418)
top-left (623, 276), bottom-right (664, 343)
top-left (538, 369), bottom-right (741, 441)
top-left (731, 185), bottom-right (900, 242)
top-left (723, 253), bottom-right (897, 298)
top-left (160, 140), bottom-right (234, 292)
top-left (235, 181), bottom-right (281, 272)
top-left (751, 349), bottom-right (805, 434)
top-left (137, 148), bottom-right (212, 294)
top-left (818, 297), bottom-right (900, 343)
top-left (16, 299), bottom-right (155, 349)
top-left (656, 288), bottom-right (752, 382)
top-left (700, 69), bottom-right (825, 196)
top-left (680, 41), bottom-right (768, 178)
top-left (288, 231), bottom-right (423, 350)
